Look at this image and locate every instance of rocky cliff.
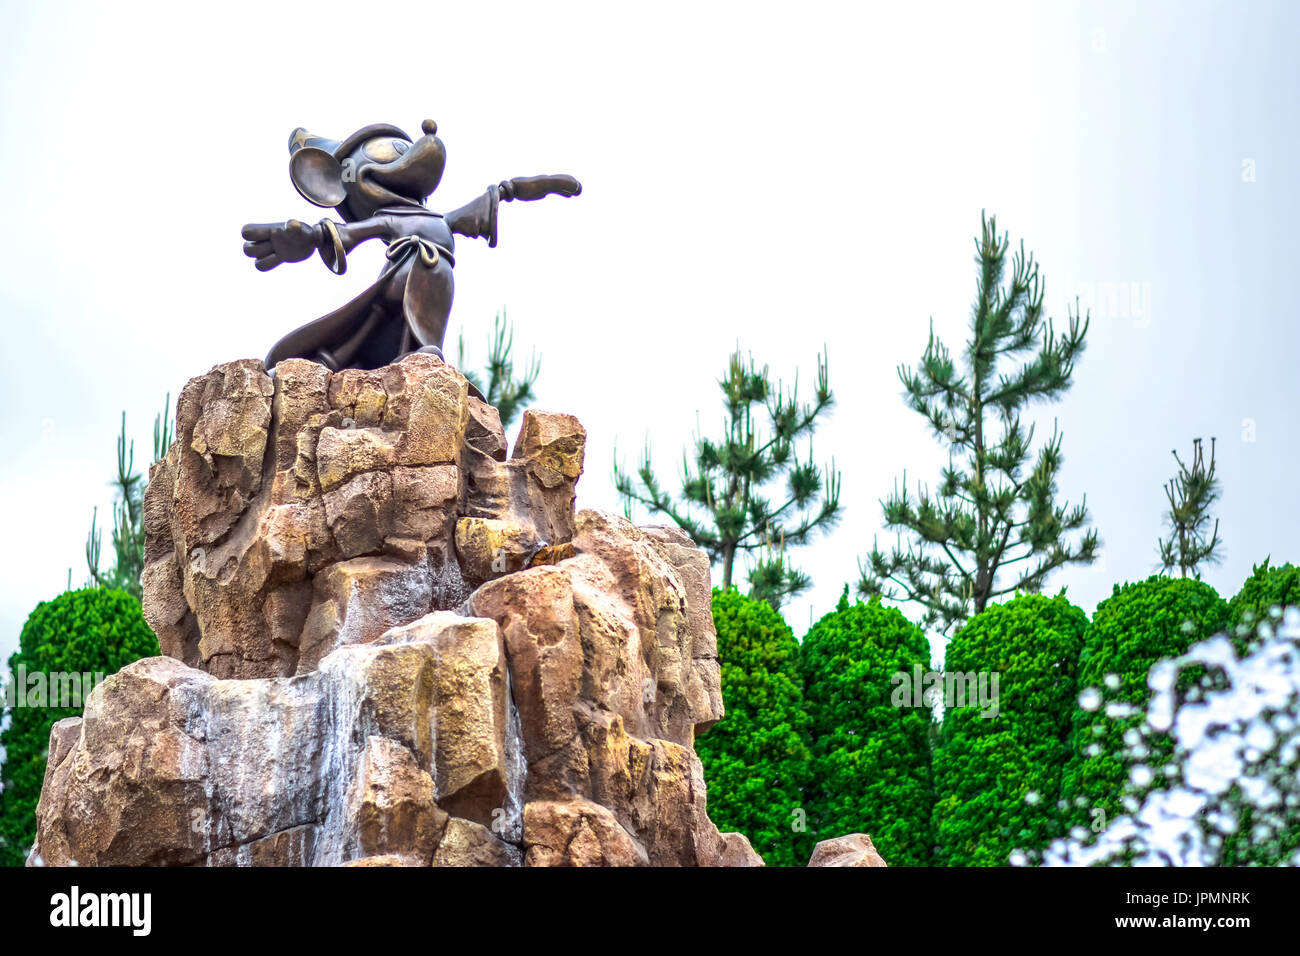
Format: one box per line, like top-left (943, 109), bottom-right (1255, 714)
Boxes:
top-left (31, 353), bottom-right (764, 867)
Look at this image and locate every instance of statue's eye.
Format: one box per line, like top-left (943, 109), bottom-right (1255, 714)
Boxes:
top-left (363, 138), bottom-right (407, 162)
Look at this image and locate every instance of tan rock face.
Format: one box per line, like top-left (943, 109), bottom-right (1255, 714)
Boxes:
top-left (356, 737), bottom-right (447, 862)
top-left (378, 612), bottom-right (511, 826)
top-left (34, 615), bottom-right (503, 866)
top-left (431, 818), bottom-right (522, 867)
top-left (807, 833), bottom-right (889, 867)
top-left (36, 356), bottom-right (760, 868)
top-left (296, 556), bottom-right (435, 674)
top-left (523, 800), bottom-right (649, 867)
top-left (717, 831), bottom-right (767, 867)
top-left (141, 353), bottom-right (581, 678)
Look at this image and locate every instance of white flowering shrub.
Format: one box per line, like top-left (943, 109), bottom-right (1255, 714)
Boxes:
top-left (1032, 606), bottom-right (1300, 866)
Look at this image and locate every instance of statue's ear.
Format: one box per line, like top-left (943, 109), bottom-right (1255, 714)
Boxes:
top-left (289, 146), bottom-right (346, 207)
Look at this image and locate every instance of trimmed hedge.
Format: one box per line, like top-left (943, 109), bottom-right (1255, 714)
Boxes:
top-left (931, 593), bottom-right (1089, 866)
top-left (1059, 576), bottom-right (1230, 834)
top-left (0, 588), bottom-right (160, 866)
top-left (1042, 606), bottom-right (1300, 866)
top-left (1218, 608), bottom-right (1300, 867)
top-left (1223, 561), bottom-right (1300, 865)
top-left (800, 590), bottom-right (934, 865)
top-left (696, 588), bottom-right (812, 866)
top-left (1229, 558), bottom-right (1299, 637)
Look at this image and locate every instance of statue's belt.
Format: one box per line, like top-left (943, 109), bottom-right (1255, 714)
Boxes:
top-left (317, 222), bottom-right (454, 276)
top-left (386, 235), bottom-right (455, 269)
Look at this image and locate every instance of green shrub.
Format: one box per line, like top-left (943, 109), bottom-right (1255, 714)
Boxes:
top-left (696, 588), bottom-right (811, 866)
top-left (1043, 607), bottom-right (1300, 866)
top-left (1059, 576), bottom-right (1230, 836)
top-left (1228, 558), bottom-right (1300, 636)
top-left (1222, 561), bottom-right (1300, 865)
top-left (0, 588), bottom-right (159, 866)
top-left (932, 593), bottom-right (1088, 866)
top-left (1218, 609), bottom-right (1300, 866)
top-left (800, 590), bottom-right (934, 865)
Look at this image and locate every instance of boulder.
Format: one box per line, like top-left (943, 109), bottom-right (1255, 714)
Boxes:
top-left (523, 800), bottom-right (649, 866)
top-left (807, 833), bottom-right (889, 867)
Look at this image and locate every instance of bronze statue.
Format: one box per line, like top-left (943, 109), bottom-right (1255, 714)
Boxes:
top-left (242, 118), bottom-right (581, 372)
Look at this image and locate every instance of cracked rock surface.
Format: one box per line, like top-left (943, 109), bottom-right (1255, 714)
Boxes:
top-left (33, 354), bottom-right (761, 867)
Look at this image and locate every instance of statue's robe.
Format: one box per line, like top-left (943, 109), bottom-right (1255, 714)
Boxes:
top-left (264, 188), bottom-right (500, 372)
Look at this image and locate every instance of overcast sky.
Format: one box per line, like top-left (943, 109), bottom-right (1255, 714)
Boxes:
top-left (0, 0), bottom-right (1296, 668)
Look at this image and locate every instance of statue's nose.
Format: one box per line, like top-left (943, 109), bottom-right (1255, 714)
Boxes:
top-left (421, 119), bottom-right (438, 136)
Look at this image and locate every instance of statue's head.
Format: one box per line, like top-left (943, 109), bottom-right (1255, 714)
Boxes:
top-left (287, 119), bottom-right (446, 221)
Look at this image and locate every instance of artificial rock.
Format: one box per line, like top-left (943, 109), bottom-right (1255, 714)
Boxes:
top-left (33, 353), bottom-right (761, 868)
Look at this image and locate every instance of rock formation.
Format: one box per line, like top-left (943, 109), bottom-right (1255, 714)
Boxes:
top-left (32, 353), bottom-right (763, 867)
top-left (807, 833), bottom-right (888, 867)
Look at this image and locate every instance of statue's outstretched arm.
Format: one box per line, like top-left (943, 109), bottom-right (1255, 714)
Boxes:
top-left (498, 174), bottom-right (582, 201)
top-left (446, 175), bottom-right (582, 248)
top-left (241, 216), bottom-right (394, 275)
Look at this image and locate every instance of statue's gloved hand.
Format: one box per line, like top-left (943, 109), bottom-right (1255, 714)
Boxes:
top-left (499, 175), bottom-right (583, 202)
top-left (241, 220), bottom-right (322, 271)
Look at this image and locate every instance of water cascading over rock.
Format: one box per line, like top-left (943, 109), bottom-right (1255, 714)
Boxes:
top-left (31, 353), bottom-right (764, 867)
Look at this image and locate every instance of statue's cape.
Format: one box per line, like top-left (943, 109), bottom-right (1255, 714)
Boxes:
top-left (265, 199), bottom-right (487, 373)
top-left (265, 230), bottom-right (453, 371)
top-left (264, 258), bottom-right (403, 371)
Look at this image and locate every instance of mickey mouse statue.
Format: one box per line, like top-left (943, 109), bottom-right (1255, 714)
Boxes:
top-left (242, 118), bottom-right (581, 372)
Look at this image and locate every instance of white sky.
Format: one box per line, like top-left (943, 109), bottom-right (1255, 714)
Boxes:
top-left (1, 0), bottom-right (1296, 668)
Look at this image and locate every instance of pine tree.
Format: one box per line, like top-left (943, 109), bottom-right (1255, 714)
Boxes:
top-left (1157, 437), bottom-right (1222, 578)
top-left (456, 310), bottom-right (540, 429)
top-left (858, 213), bottom-right (1098, 634)
top-left (614, 347), bottom-right (841, 610)
top-left (84, 396), bottom-right (173, 599)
